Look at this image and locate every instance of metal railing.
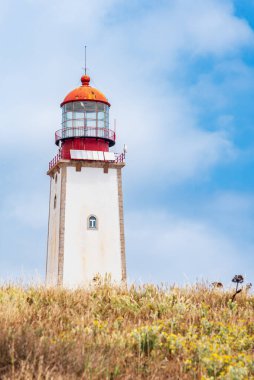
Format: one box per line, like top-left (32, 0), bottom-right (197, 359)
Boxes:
top-left (49, 151), bottom-right (61, 170)
top-left (115, 152), bottom-right (125, 163)
top-left (55, 126), bottom-right (116, 146)
top-left (48, 150), bottom-right (125, 170)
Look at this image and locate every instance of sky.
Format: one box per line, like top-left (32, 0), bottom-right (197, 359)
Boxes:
top-left (0, 0), bottom-right (254, 286)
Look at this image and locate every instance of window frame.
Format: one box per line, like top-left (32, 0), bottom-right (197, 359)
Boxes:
top-left (87, 215), bottom-right (98, 230)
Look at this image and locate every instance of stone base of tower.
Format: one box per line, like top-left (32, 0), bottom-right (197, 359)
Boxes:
top-left (46, 159), bottom-right (126, 288)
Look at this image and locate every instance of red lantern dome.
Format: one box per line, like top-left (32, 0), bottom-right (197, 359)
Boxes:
top-left (61, 75), bottom-right (110, 107)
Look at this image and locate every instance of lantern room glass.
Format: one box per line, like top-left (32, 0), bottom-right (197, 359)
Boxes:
top-left (62, 101), bottom-right (109, 130)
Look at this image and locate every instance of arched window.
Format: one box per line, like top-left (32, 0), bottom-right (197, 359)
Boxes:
top-left (54, 195), bottom-right (57, 209)
top-left (88, 215), bottom-right (97, 229)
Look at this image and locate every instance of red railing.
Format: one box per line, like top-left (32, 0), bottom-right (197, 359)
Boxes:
top-left (115, 152), bottom-right (125, 163)
top-left (49, 151), bottom-right (61, 170)
top-left (55, 127), bottom-right (116, 146)
top-left (48, 149), bottom-right (125, 170)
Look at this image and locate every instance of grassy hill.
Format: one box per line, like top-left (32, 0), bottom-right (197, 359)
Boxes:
top-left (0, 283), bottom-right (253, 379)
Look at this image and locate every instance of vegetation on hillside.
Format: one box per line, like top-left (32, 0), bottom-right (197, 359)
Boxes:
top-left (0, 282), bottom-right (254, 379)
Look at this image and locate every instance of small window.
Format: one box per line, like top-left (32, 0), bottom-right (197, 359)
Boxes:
top-left (88, 215), bottom-right (97, 229)
top-left (54, 195), bottom-right (57, 209)
top-left (55, 174), bottom-right (57, 184)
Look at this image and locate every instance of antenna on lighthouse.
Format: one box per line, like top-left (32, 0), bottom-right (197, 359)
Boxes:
top-left (85, 45), bottom-right (87, 75)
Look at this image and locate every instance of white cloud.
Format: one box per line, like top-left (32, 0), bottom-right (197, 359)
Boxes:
top-left (207, 191), bottom-right (254, 214)
top-left (2, 193), bottom-right (48, 229)
top-left (111, 88), bottom-right (235, 184)
top-left (202, 191), bottom-right (254, 238)
top-left (126, 209), bottom-right (254, 284)
top-left (0, 103), bottom-right (58, 150)
top-left (134, 0), bottom-right (253, 61)
top-left (25, 0), bottom-right (121, 31)
top-left (0, 0), bottom-right (10, 25)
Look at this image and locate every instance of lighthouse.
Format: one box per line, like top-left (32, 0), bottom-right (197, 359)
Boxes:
top-left (46, 73), bottom-right (126, 287)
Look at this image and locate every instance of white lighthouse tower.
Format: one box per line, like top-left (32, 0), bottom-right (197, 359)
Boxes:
top-left (46, 73), bottom-right (126, 287)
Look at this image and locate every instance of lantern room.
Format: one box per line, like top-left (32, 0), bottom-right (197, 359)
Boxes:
top-left (55, 74), bottom-right (115, 159)
top-left (46, 68), bottom-right (127, 288)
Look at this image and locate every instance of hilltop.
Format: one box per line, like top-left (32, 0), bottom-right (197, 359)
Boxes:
top-left (0, 283), bottom-right (253, 379)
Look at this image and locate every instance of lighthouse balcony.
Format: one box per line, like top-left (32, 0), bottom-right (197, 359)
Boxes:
top-left (48, 150), bottom-right (125, 170)
top-left (55, 126), bottom-right (116, 147)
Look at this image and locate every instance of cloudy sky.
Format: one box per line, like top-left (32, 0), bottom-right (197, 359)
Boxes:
top-left (0, 0), bottom-right (254, 286)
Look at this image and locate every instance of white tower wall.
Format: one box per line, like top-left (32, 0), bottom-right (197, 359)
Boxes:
top-left (46, 169), bottom-right (62, 286)
top-left (46, 161), bottom-right (126, 287)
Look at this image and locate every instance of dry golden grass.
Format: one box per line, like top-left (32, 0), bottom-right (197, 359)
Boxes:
top-left (0, 283), bottom-right (253, 379)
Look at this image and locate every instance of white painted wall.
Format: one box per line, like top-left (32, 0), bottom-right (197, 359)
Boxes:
top-left (46, 170), bottom-right (62, 286)
top-left (63, 166), bottom-right (122, 287)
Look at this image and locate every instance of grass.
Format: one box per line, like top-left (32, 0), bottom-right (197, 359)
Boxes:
top-left (0, 282), bottom-right (254, 379)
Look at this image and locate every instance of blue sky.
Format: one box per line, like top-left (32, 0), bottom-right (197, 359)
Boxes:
top-left (0, 0), bottom-right (254, 286)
